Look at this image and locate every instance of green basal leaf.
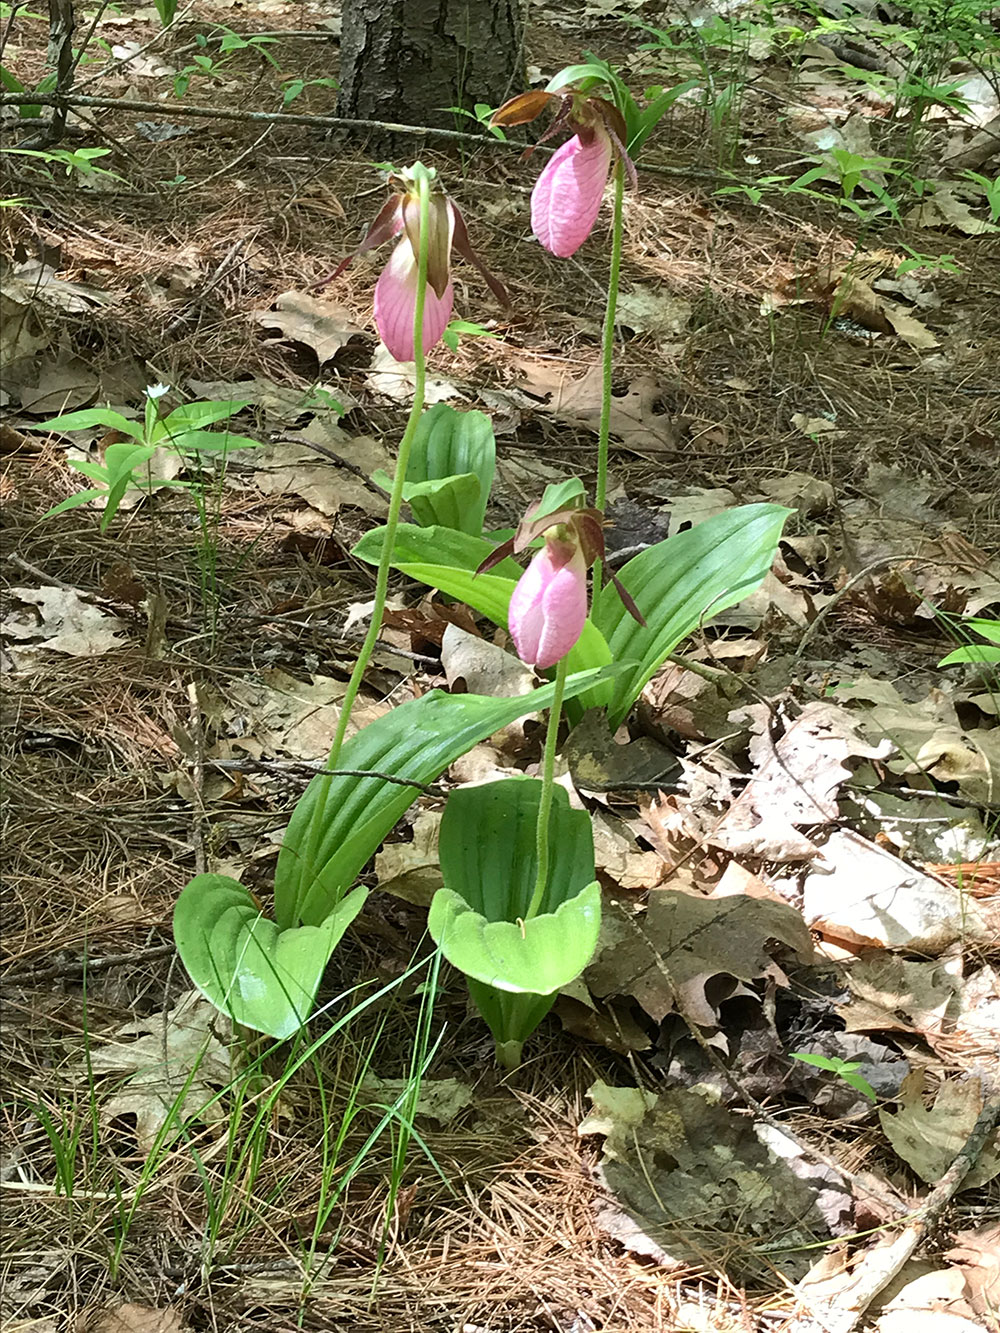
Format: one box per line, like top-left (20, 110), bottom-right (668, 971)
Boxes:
top-left (371, 471), bottom-right (483, 534)
top-left (173, 874), bottom-right (368, 1039)
top-left (429, 778), bottom-right (601, 994)
top-left (466, 979), bottom-right (558, 1054)
top-left (352, 522), bottom-right (523, 581)
top-left (403, 403), bottom-right (496, 535)
top-left (592, 503), bottom-right (791, 727)
top-left (275, 668), bottom-right (622, 930)
top-left (429, 873), bottom-right (601, 993)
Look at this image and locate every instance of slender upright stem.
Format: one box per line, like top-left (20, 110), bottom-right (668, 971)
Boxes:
top-left (595, 160), bottom-right (625, 527)
top-left (301, 173), bottom-right (431, 880)
top-left (525, 654), bottom-right (569, 922)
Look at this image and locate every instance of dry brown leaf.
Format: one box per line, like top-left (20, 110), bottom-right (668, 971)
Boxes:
top-left (906, 187), bottom-right (997, 236)
top-left (945, 1224), bottom-right (1000, 1320)
top-left (440, 623), bottom-right (535, 699)
top-left (879, 1070), bottom-right (1000, 1188)
top-left (518, 359), bottom-right (679, 453)
top-left (615, 285), bottom-right (691, 339)
top-left (581, 1080), bottom-right (848, 1280)
top-left (208, 669), bottom-right (347, 761)
top-left (3, 586), bottom-right (128, 664)
top-left (832, 677), bottom-right (1000, 806)
top-left (585, 890), bottom-right (813, 1024)
top-left (85, 992), bottom-right (231, 1152)
top-left (251, 424), bottom-right (391, 517)
top-left (83, 1306), bottom-right (190, 1333)
top-left (838, 955), bottom-right (964, 1038)
top-left (374, 809), bottom-right (443, 906)
top-left (796, 828), bottom-right (994, 954)
top-left (254, 290), bottom-right (364, 364)
top-left (709, 701), bottom-right (890, 860)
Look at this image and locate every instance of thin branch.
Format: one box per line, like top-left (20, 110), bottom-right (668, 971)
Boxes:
top-left (0, 91), bottom-right (723, 179)
top-left (209, 757), bottom-right (443, 796)
top-left (802, 1094), bottom-right (1000, 1333)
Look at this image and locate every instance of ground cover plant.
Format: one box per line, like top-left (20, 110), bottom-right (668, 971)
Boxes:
top-left (1, 1), bottom-right (998, 1331)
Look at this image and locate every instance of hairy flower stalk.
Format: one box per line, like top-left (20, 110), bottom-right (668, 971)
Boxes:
top-left (488, 496), bottom-right (641, 924)
top-left (301, 164), bottom-right (437, 885)
top-left (493, 86), bottom-right (636, 566)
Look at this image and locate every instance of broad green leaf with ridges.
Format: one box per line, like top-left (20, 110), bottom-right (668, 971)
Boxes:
top-left (174, 874), bottom-right (368, 1039)
top-left (592, 503), bottom-right (791, 727)
top-left (275, 668), bottom-right (621, 929)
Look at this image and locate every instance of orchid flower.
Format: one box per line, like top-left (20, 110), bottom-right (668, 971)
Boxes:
top-left (509, 531), bottom-right (589, 670)
top-left (492, 89), bottom-right (637, 258)
top-left (326, 164), bottom-right (509, 362)
top-left (479, 485), bottom-right (644, 671)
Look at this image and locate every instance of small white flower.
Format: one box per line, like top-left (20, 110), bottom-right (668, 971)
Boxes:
top-left (145, 382), bottom-right (170, 399)
top-left (744, 153), bottom-right (761, 165)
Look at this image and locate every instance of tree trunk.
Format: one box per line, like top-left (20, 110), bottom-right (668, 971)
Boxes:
top-left (338, 0), bottom-right (523, 134)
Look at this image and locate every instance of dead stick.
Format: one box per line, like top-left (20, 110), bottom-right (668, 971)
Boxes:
top-left (0, 91), bottom-right (722, 179)
top-left (811, 1094), bottom-right (1000, 1333)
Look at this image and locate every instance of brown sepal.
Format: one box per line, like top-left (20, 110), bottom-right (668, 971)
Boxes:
top-left (491, 90), bottom-right (556, 127)
top-left (451, 204), bottom-right (511, 307)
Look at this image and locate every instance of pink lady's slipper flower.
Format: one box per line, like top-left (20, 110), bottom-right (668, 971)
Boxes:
top-left (322, 164), bottom-right (508, 362)
top-left (478, 489), bottom-right (644, 671)
top-left (509, 530), bottom-right (589, 670)
top-left (492, 89), bottom-right (637, 258)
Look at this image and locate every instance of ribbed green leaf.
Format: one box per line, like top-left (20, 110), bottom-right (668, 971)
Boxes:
top-left (593, 503), bottom-right (791, 727)
top-left (173, 874), bottom-right (368, 1039)
top-left (429, 779), bottom-right (601, 994)
top-left (405, 404), bottom-right (496, 534)
top-left (275, 668), bottom-right (621, 929)
top-left (352, 522), bottom-right (523, 580)
top-left (403, 472), bottom-right (482, 532)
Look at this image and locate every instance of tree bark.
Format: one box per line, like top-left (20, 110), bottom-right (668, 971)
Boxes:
top-left (338, 0), bottom-right (523, 135)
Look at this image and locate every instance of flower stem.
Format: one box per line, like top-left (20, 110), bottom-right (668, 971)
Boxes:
top-left (594, 160), bottom-right (625, 587)
top-left (301, 170), bottom-right (432, 884)
top-left (526, 654), bottom-right (569, 922)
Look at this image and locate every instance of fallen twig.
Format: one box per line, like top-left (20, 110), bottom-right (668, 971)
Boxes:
top-left (802, 1092), bottom-right (1000, 1333)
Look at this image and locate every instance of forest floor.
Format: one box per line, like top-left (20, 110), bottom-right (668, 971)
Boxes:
top-left (1, 1), bottom-right (999, 1331)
